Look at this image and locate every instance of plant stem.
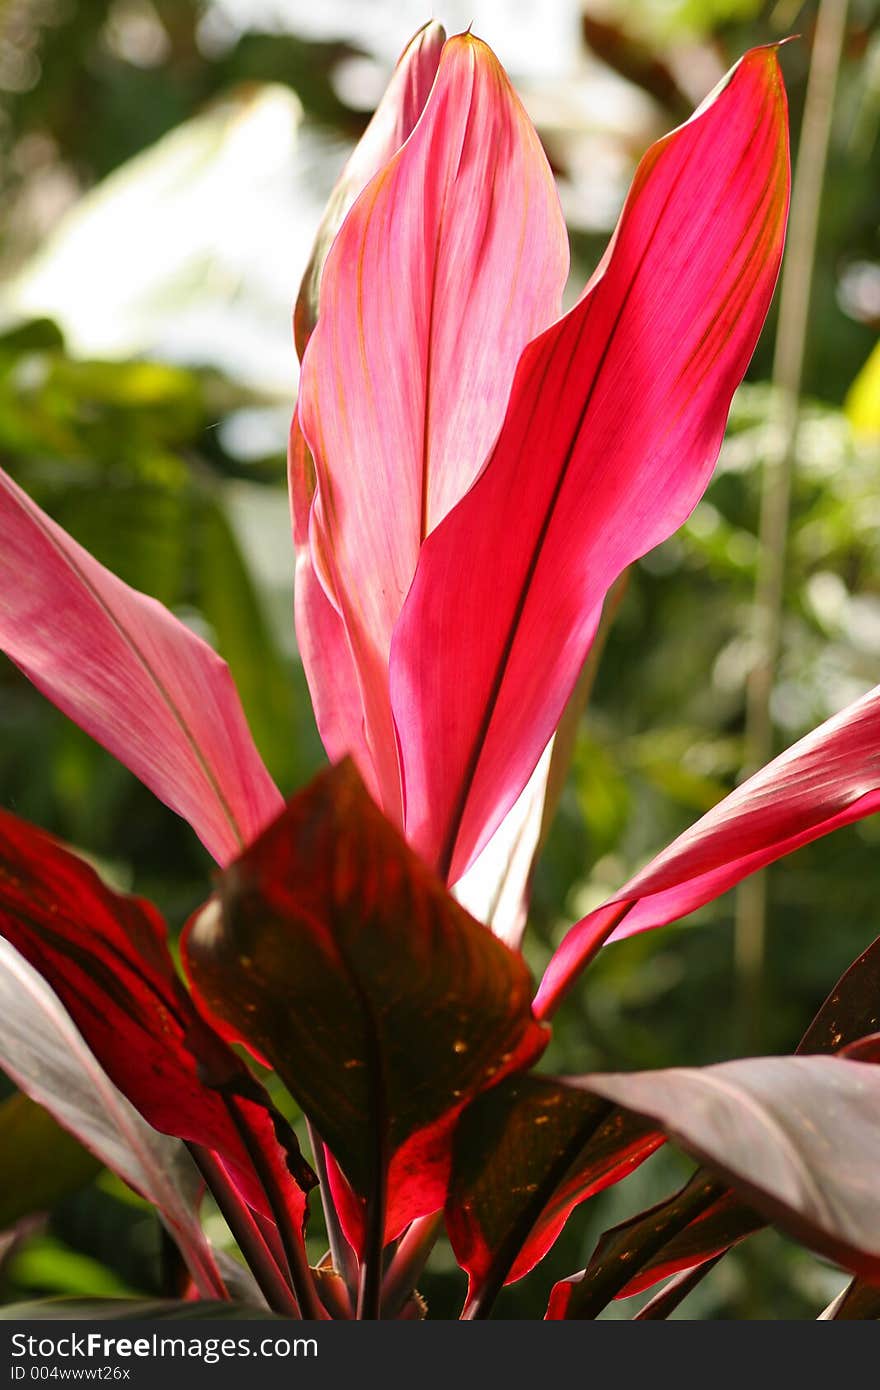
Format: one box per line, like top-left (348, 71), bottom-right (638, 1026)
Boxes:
top-left (222, 1094), bottom-right (329, 1320)
top-left (188, 1143), bottom-right (301, 1317)
top-left (381, 1212), bottom-right (444, 1317)
top-left (736, 0), bottom-right (849, 1051)
top-left (169, 1219), bottom-right (229, 1302)
top-left (356, 1157), bottom-right (387, 1320)
top-left (305, 1119), bottom-right (358, 1290)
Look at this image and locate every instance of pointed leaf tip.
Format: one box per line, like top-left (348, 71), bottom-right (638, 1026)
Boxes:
top-left (297, 31), bottom-right (568, 823)
top-left (184, 760), bottom-right (548, 1243)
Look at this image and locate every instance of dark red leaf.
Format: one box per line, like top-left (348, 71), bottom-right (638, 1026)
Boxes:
top-left (545, 1172), bottom-right (761, 1317)
top-left (554, 932), bottom-right (880, 1311)
top-left (840, 1032), bottom-right (880, 1062)
top-left (0, 809), bottom-right (315, 1225)
top-left (183, 761), bottom-right (548, 1244)
top-left (800, 934), bottom-right (880, 1053)
top-left (446, 1074), bottom-right (660, 1298)
top-left (569, 1054), bottom-right (880, 1289)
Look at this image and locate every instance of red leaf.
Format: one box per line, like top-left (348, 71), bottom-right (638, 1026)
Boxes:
top-left (183, 761), bottom-right (548, 1245)
top-left (549, 935), bottom-right (880, 1312)
top-left (545, 1174), bottom-right (744, 1318)
top-left (0, 810), bottom-right (315, 1226)
top-left (391, 46), bottom-right (789, 883)
top-left (538, 687), bottom-right (880, 1018)
top-left (568, 1055), bottom-right (880, 1294)
top-left (446, 1075), bottom-right (661, 1300)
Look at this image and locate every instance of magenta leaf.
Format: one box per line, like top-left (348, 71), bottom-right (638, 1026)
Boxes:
top-left (391, 46), bottom-right (789, 883)
top-left (538, 687), bottom-right (880, 1018)
top-left (293, 20), bottom-right (445, 357)
top-left (298, 32), bottom-right (569, 822)
top-left (290, 21), bottom-right (446, 804)
top-left (183, 761), bottom-right (548, 1245)
top-left (0, 467), bottom-right (282, 866)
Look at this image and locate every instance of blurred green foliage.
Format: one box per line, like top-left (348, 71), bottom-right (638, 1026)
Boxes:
top-left (0, 0), bottom-right (878, 1319)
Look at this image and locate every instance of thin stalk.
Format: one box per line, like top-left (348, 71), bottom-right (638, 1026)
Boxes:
top-left (305, 1119), bottom-right (358, 1290)
top-left (222, 1094), bottom-right (330, 1320)
top-left (382, 1212), bottom-right (444, 1317)
top-left (533, 900), bottom-right (635, 1022)
top-left (168, 1219), bottom-right (229, 1302)
top-left (736, 0), bottom-right (849, 1050)
top-left (188, 1143), bottom-right (301, 1317)
top-left (355, 1164), bottom-right (387, 1320)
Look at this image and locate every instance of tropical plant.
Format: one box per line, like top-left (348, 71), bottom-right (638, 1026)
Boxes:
top-left (1, 22), bottom-right (878, 1322)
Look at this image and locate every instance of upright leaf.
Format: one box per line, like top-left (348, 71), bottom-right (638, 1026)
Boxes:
top-left (291, 22), bottom-right (445, 803)
top-left (299, 32), bottom-right (569, 822)
top-left (293, 20), bottom-right (446, 356)
top-left (391, 47), bottom-right (789, 883)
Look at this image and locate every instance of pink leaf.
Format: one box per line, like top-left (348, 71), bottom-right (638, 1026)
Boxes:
top-left (290, 24), bottom-right (446, 811)
top-left (0, 467), bottom-right (281, 865)
top-left (537, 683), bottom-right (880, 1018)
top-left (390, 47), bottom-right (790, 883)
top-left (293, 20), bottom-right (446, 357)
top-left (289, 419), bottom-right (379, 799)
top-left (298, 31), bottom-right (569, 823)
